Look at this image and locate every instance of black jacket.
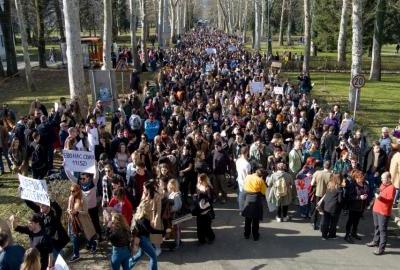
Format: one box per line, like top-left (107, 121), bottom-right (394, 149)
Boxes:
top-left (323, 188), bottom-right (343, 214)
top-left (25, 200), bottom-right (69, 251)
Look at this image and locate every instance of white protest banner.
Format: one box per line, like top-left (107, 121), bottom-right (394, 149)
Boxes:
top-left (54, 254), bottom-right (69, 270)
top-left (18, 175), bottom-right (50, 206)
top-left (205, 48), bottom-right (217, 54)
top-left (205, 63), bottom-right (215, 72)
top-left (228, 45), bottom-right (238, 52)
top-left (62, 149), bottom-right (96, 174)
top-left (250, 81), bottom-right (264, 94)
top-left (295, 175), bottom-right (312, 206)
top-left (274, 86), bottom-right (284, 95)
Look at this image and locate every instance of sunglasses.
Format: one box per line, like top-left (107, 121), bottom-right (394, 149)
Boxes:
top-left (105, 170), bottom-right (111, 172)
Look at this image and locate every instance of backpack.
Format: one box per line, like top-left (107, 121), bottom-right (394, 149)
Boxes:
top-left (274, 176), bottom-right (288, 199)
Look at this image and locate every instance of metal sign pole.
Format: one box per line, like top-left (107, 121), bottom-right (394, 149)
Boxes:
top-left (353, 88), bottom-right (359, 122)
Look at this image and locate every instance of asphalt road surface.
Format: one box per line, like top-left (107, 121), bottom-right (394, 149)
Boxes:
top-left (71, 193), bottom-right (400, 270)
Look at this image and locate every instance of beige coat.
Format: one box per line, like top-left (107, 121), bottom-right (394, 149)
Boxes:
top-left (68, 195), bottom-right (96, 240)
top-left (134, 192), bottom-right (163, 245)
top-left (390, 152), bottom-right (400, 189)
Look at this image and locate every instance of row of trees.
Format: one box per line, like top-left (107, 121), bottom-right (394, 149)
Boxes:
top-left (212, 0), bottom-right (399, 109)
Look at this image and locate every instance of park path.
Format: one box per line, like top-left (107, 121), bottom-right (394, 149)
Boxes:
top-left (70, 193), bottom-right (400, 270)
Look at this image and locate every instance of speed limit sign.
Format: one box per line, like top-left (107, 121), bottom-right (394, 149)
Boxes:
top-left (352, 75), bottom-right (366, 89)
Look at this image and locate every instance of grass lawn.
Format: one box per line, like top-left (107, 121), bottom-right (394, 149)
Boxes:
top-left (284, 72), bottom-right (400, 140)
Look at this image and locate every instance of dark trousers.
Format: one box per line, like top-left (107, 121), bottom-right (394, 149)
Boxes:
top-left (277, 205), bottom-right (288, 218)
top-left (346, 210), bottom-right (363, 236)
top-left (32, 167), bottom-right (47, 179)
top-left (372, 212), bottom-right (390, 251)
top-left (244, 217), bottom-right (260, 239)
top-left (312, 196), bottom-right (322, 228)
top-left (321, 211), bottom-right (340, 238)
top-left (212, 174), bottom-right (227, 199)
top-left (88, 206), bottom-right (102, 237)
top-left (196, 214), bottom-right (215, 243)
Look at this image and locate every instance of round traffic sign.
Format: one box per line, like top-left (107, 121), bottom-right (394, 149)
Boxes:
top-left (351, 75), bottom-right (366, 88)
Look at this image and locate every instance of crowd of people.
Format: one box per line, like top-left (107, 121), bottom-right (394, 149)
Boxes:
top-left (0, 27), bottom-right (399, 270)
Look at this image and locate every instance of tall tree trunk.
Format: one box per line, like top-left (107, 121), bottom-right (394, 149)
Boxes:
top-left (267, 0), bottom-right (272, 55)
top-left (102, 0), bottom-right (113, 70)
top-left (15, 0), bottom-right (35, 91)
top-left (286, 0), bottom-right (292, 45)
top-left (337, 0), bottom-right (349, 65)
top-left (62, 0), bottom-right (88, 117)
top-left (302, 0), bottom-right (311, 74)
top-left (183, 0), bottom-right (187, 32)
top-left (141, 0), bottom-right (148, 64)
top-left (177, 1), bottom-right (181, 36)
top-left (349, 0), bottom-right (363, 111)
top-left (369, 0), bottom-right (385, 81)
top-left (0, 0), bottom-right (18, 76)
top-left (130, 0), bottom-right (140, 70)
top-left (158, 0), bottom-right (164, 47)
top-left (241, 0), bottom-right (248, 43)
top-left (261, 0), bottom-right (265, 38)
top-left (254, 0), bottom-right (261, 50)
top-left (278, 0), bottom-right (286, 46)
top-left (53, 0), bottom-right (65, 42)
top-left (35, 0), bottom-right (47, 68)
top-left (169, 0), bottom-right (178, 40)
top-left (217, 0), bottom-right (224, 30)
top-left (112, 0), bottom-right (119, 40)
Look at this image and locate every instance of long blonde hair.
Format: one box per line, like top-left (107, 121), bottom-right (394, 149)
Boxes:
top-left (111, 213), bottom-right (130, 232)
top-left (20, 248), bottom-right (41, 270)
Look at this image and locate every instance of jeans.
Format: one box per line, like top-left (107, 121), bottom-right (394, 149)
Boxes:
top-left (70, 233), bottom-right (96, 256)
top-left (321, 211), bottom-right (340, 238)
top-left (366, 172), bottom-right (380, 202)
top-left (393, 188), bottom-right (400, 207)
top-left (129, 236), bottom-right (158, 270)
top-left (111, 246), bottom-right (130, 270)
top-left (299, 205), bottom-right (310, 217)
top-left (238, 190), bottom-right (246, 211)
top-left (212, 174), bottom-right (227, 199)
top-left (372, 212), bottom-right (390, 251)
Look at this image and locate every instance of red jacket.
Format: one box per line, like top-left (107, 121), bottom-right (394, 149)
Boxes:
top-left (373, 183), bottom-right (396, 217)
top-left (108, 196), bottom-right (133, 225)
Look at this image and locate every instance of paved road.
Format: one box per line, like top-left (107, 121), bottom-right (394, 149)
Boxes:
top-left (70, 194), bottom-right (400, 270)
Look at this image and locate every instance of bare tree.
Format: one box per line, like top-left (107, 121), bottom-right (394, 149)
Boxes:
top-left (140, 0), bottom-right (149, 64)
top-left (34, 0), bottom-right (47, 68)
top-left (302, 0), bottom-right (311, 74)
top-left (369, 0), bottom-right (386, 81)
top-left (286, 0), bottom-right (292, 45)
top-left (254, 0), bottom-right (261, 50)
top-left (158, 0), bottom-right (164, 47)
top-left (15, 0), bottom-right (35, 91)
top-left (130, 0), bottom-right (140, 70)
top-left (278, 0), bottom-right (286, 46)
top-left (169, 0), bottom-right (179, 40)
top-left (62, 0), bottom-right (89, 116)
top-left (0, 0), bottom-right (18, 76)
top-left (349, 0), bottom-right (363, 110)
top-left (102, 0), bottom-right (113, 70)
top-left (337, 0), bottom-right (350, 65)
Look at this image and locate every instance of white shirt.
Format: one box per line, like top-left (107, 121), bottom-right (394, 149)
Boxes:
top-left (87, 127), bottom-right (99, 152)
top-left (236, 157), bottom-right (251, 192)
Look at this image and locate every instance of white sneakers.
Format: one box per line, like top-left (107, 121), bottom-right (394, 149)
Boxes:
top-left (276, 216), bottom-right (289, 222)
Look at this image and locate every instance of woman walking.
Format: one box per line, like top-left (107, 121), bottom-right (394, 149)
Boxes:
top-left (321, 174), bottom-right (344, 240)
top-left (344, 170), bottom-right (369, 243)
top-left (109, 213), bottom-right (132, 270)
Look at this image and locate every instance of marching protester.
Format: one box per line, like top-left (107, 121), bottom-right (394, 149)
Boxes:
top-left (2, 26), bottom-right (400, 270)
top-left (366, 172), bottom-right (396, 255)
top-left (242, 169), bottom-right (267, 241)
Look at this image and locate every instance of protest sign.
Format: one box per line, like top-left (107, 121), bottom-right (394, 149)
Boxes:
top-left (18, 175), bottom-right (50, 206)
top-left (250, 81), bottom-right (264, 94)
top-left (295, 175), bottom-right (312, 206)
top-left (274, 86), bottom-right (284, 95)
top-left (55, 254), bottom-right (69, 270)
top-left (228, 45), bottom-right (238, 52)
top-left (62, 149), bottom-right (96, 174)
top-left (205, 48), bottom-right (217, 54)
top-left (205, 63), bottom-right (215, 72)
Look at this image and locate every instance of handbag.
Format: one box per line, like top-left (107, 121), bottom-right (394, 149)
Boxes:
top-left (315, 195), bottom-right (325, 215)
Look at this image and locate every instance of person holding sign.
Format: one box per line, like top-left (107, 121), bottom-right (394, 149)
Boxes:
top-left (11, 214), bottom-right (54, 270)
